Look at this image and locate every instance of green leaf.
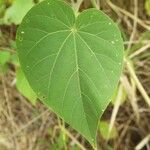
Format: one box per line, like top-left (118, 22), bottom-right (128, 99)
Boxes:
top-left (111, 84), bottom-right (126, 105)
top-left (16, 68), bottom-right (37, 105)
top-left (0, 51), bottom-right (10, 65)
top-left (0, 64), bottom-right (9, 74)
top-left (4, 0), bottom-right (34, 24)
top-left (99, 121), bottom-right (118, 140)
top-left (0, 51), bottom-right (10, 74)
top-left (56, 132), bottom-right (66, 149)
top-left (16, 0), bottom-right (124, 146)
top-left (10, 53), bottom-right (20, 66)
top-left (145, 0), bottom-right (150, 16)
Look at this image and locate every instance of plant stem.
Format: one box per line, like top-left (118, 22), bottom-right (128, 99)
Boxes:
top-left (71, 0), bottom-right (84, 15)
top-left (63, 127), bottom-right (87, 150)
top-left (90, 0), bottom-right (100, 9)
top-left (92, 145), bottom-right (98, 150)
top-left (58, 117), bottom-right (67, 150)
top-left (62, 120), bottom-right (67, 150)
top-left (125, 59), bottom-right (150, 107)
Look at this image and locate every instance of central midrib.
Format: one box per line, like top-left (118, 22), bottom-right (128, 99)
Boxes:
top-left (73, 32), bottom-right (94, 141)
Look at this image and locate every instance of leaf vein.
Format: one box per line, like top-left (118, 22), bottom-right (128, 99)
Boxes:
top-left (28, 14), bottom-right (70, 28)
top-left (25, 30), bottom-right (69, 58)
top-left (61, 69), bottom-right (78, 114)
top-left (30, 53), bottom-right (57, 71)
top-left (47, 33), bottom-right (72, 97)
top-left (77, 33), bottom-right (111, 87)
top-left (78, 21), bottom-right (108, 30)
top-left (22, 26), bottom-right (49, 33)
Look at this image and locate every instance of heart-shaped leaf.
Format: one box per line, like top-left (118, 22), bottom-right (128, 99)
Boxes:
top-left (16, 0), bottom-right (124, 146)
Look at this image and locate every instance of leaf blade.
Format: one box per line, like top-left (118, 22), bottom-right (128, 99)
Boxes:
top-left (16, 0), bottom-right (124, 146)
